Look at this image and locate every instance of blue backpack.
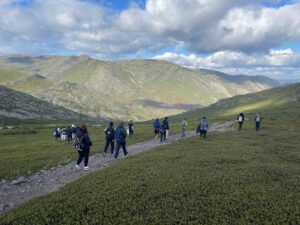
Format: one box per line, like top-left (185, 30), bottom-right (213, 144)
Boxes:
top-left (115, 128), bottom-right (125, 141)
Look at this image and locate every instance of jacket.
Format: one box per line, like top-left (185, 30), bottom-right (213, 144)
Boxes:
top-left (105, 126), bottom-right (115, 140)
top-left (115, 125), bottom-right (127, 142)
top-left (162, 119), bottom-right (169, 130)
top-left (153, 119), bottom-right (160, 129)
top-left (77, 129), bottom-right (92, 150)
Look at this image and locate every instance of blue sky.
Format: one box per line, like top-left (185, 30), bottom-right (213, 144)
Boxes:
top-left (0, 0), bottom-right (300, 79)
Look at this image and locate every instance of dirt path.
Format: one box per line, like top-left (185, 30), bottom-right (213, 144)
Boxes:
top-left (0, 121), bottom-right (234, 214)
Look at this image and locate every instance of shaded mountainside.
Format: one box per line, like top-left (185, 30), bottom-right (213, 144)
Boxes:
top-left (0, 55), bottom-right (280, 121)
top-left (0, 85), bottom-right (95, 122)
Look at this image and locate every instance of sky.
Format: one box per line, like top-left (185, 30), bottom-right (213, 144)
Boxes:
top-left (0, 0), bottom-right (300, 80)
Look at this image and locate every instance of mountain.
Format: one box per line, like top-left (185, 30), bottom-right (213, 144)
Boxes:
top-left (0, 55), bottom-right (280, 121)
top-left (0, 85), bottom-right (94, 122)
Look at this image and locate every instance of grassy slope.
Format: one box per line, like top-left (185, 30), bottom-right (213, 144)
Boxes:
top-left (0, 83), bottom-right (299, 224)
top-left (170, 82), bottom-right (300, 127)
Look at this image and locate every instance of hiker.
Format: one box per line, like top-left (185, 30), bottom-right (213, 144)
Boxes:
top-left (160, 123), bottom-right (167, 142)
top-left (53, 128), bottom-right (59, 142)
top-left (180, 118), bottom-right (188, 138)
top-left (103, 122), bottom-right (115, 156)
top-left (196, 117), bottom-right (209, 139)
top-left (153, 118), bottom-right (160, 139)
top-left (61, 128), bottom-right (67, 141)
top-left (71, 124), bottom-right (76, 140)
top-left (67, 126), bottom-right (72, 142)
top-left (237, 113), bottom-right (245, 131)
top-left (163, 117), bottom-right (169, 139)
top-left (57, 127), bottom-right (61, 138)
top-left (255, 112), bottom-right (262, 132)
top-left (114, 122), bottom-right (128, 159)
top-left (128, 120), bottom-right (134, 137)
top-left (75, 125), bottom-right (93, 171)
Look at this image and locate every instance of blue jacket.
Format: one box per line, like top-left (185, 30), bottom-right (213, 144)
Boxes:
top-left (115, 125), bottom-right (127, 142)
top-left (153, 119), bottom-right (160, 129)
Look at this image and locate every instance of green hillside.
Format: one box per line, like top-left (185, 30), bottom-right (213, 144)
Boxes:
top-left (171, 82), bottom-right (300, 126)
top-left (0, 83), bottom-right (299, 224)
top-left (0, 56), bottom-right (279, 121)
top-left (0, 85), bottom-right (95, 124)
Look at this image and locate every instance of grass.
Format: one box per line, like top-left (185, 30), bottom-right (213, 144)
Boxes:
top-left (0, 83), bottom-right (299, 224)
top-left (0, 116), bottom-right (299, 224)
top-left (0, 123), bottom-right (181, 180)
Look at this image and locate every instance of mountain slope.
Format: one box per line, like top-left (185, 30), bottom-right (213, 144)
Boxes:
top-left (171, 82), bottom-right (300, 124)
top-left (0, 56), bottom-right (280, 120)
top-left (0, 85), bottom-right (94, 122)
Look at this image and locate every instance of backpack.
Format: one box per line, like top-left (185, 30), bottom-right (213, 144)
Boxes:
top-left (115, 128), bottom-right (125, 141)
top-left (238, 116), bottom-right (243, 122)
top-left (201, 121), bottom-right (208, 130)
top-left (74, 136), bottom-right (84, 151)
top-left (105, 127), bottom-right (114, 140)
top-left (256, 115), bottom-right (261, 122)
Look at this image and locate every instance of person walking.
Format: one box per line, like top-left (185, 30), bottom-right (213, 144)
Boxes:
top-left (67, 126), bottom-right (72, 142)
top-left (197, 117), bottom-right (209, 139)
top-left (180, 118), bottom-right (188, 138)
top-left (237, 113), bottom-right (245, 131)
top-left (103, 122), bottom-right (115, 156)
top-left (128, 120), bottom-right (134, 137)
top-left (114, 122), bottom-right (128, 159)
top-left (163, 117), bottom-right (169, 139)
top-left (160, 123), bottom-right (167, 142)
top-left (75, 125), bottom-right (93, 171)
top-left (153, 118), bottom-right (160, 139)
top-left (255, 112), bottom-right (262, 132)
top-left (53, 128), bottom-right (59, 142)
top-left (71, 124), bottom-right (76, 140)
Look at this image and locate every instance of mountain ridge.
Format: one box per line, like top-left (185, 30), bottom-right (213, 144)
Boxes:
top-left (0, 55), bottom-right (280, 121)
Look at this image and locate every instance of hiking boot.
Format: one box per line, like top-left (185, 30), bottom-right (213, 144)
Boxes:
top-left (75, 165), bottom-right (80, 170)
top-left (83, 166), bottom-right (89, 171)
top-left (110, 153), bottom-right (114, 157)
top-left (103, 152), bottom-right (107, 157)
top-left (124, 153), bottom-right (128, 158)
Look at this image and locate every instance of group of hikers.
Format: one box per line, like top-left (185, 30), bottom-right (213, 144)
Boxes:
top-left (54, 112), bottom-right (262, 171)
top-left (53, 121), bottom-right (134, 171)
top-left (237, 112), bottom-right (262, 132)
top-left (53, 125), bottom-right (76, 142)
top-left (153, 117), bottom-right (170, 142)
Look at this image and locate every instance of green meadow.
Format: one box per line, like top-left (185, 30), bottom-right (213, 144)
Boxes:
top-left (0, 83), bottom-right (299, 224)
top-left (0, 123), bottom-right (171, 180)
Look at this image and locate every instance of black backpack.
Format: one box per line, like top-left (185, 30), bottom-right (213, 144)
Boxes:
top-left (105, 127), bottom-right (114, 140)
top-left (74, 136), bottom-right (84, 151)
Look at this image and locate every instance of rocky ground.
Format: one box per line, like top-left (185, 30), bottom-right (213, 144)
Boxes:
top-left (0, 121), bottom-right (234, 214)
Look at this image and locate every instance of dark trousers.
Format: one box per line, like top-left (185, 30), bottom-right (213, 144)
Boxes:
top-left (104, 139), bottom-right (114, 154)
top-left (114, 141), bottom-right (128, 158)
top-left (238, 122), bottom-right (243, 131)
top-left (67, 135), bottom-right (72, 142)
top-left (77, 148), bottom-right (90, 167)
top-left (256, 122), bottom-right (261, 131)
top-left (200, 130), bottom-right (207, 139)
top-left (129, 129), bottom-right (134, 136)
top-left (160, 131), bottom-right (166, 142)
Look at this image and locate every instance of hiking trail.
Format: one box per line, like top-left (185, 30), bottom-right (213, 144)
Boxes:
top-left (0, 121), bottom-right (234, 214)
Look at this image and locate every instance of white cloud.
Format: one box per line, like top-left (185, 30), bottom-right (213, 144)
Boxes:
top-left (153, 49), bottom-right (300, 79)
top-left (0, 0), bottom-right (300, 56)
top-left (0, 0), bottom-right (299, 78)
